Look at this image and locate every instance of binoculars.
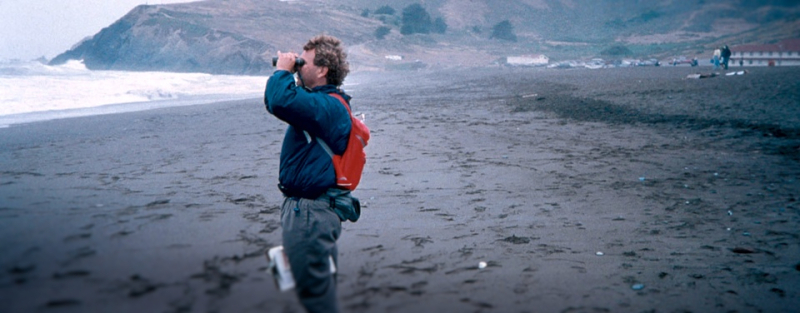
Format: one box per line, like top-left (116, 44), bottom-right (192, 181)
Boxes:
top-left (272, 57), bottom-right (306, 67)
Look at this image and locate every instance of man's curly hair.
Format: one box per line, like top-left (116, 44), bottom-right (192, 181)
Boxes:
top-left (304, 35), bottom-right (349, 87)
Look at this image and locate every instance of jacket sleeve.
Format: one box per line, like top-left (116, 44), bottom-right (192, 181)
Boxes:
top-left (264, 70), bottom-right (351, 153)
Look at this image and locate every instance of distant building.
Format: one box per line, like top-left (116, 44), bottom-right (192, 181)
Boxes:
top-left (731, 38), bottom-right (800, 66)
top-left (507, 54), bottom-right (549, 66)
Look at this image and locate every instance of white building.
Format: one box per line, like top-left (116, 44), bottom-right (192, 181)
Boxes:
top-left (507, 54), bottom-right (549, 66)
top-left (731, 38), bottom-right (800, 67)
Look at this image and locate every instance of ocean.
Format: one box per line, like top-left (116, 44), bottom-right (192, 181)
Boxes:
top-left (0, 59), bottom-right (269, 128)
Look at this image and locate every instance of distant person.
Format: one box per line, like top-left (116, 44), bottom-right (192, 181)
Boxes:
top-left (721, 45), bottom-right (731, 69)
top-left (264, 35), bottom-right (358, 313)
top-left (740, 58), bottom-right (744, 67)
top-left (713, 48), bottom-right (721, 70)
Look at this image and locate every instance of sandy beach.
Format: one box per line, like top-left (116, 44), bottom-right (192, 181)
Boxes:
top-left (1, 66), bottom-right (798, 312)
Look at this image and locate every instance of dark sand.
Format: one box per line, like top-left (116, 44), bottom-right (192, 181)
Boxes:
top-left (1, 66), bottom-right (798, 313)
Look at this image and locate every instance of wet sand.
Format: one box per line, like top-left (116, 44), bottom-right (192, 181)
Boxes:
top-left (1, 66), bottom-right (798, 312)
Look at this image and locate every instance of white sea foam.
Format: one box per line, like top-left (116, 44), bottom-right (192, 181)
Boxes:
top-left (0, 60), bottom-right (268, 127)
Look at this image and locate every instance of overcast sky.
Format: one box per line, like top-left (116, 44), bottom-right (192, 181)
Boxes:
top-left (0, 0), bottom-right (200, 61)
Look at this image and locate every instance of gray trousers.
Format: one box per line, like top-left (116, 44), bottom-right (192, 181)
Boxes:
top-left (281, 196), bottom-right (342, 313)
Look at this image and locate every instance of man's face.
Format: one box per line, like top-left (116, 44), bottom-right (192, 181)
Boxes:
top-left (298, 49), bottom-right (327, 88)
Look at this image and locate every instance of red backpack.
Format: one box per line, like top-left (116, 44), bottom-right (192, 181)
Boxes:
top-left (315, 93), bottom-right (370, 190)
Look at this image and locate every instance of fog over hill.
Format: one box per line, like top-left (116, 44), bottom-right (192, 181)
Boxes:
top-left (50, 0), bottom-right (800, 74)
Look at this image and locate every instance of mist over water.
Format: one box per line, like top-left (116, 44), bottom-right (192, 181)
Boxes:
top-left (0, 60), bottom-right (269, 127)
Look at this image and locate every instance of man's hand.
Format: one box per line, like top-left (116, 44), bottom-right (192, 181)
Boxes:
top-left (276, 51), bottom-right (299, 73)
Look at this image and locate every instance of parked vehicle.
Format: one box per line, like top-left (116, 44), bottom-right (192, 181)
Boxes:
top-left (636, 59), bottom-right (661, 66)
top-left (584, 58), bottom-right (606, 69)
top-left (671, 56), bottom-right (698, 66)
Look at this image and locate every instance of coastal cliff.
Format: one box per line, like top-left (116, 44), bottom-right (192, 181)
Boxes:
top-left (50, 0), bottom-right (381, 74)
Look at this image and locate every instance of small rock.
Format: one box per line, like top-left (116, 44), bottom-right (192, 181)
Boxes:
top-left (9, 264), bottom-right (36, 275)
top-left (731, 247), bottom-right (756, 254)
top-left (46, 299), bottom-right (81, 307)
top-left (502, 235), bottom-right (530, 244)
top-left (689, 273), bottom-right (705, 279)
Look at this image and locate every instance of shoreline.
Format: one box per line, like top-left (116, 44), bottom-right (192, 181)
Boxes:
top-left (0, 94), bottom-right (262, 128)
top-left (1, 66), bottom-right (798, 312)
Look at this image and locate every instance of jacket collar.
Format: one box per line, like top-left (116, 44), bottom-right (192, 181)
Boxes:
top-left (312, 84), bottom-right (351, 102)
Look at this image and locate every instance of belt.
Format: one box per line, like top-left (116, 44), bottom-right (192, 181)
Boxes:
top-left (278, 183), bottom-right (326, 200)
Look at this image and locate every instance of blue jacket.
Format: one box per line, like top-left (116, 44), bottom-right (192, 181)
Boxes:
top-left (264, 70), bottom-right (352, 198)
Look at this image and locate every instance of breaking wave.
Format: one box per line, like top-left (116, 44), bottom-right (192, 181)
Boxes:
top-left (0, 59), bottom-right (268, 126)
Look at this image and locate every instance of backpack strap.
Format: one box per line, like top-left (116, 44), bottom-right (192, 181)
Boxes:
top-left (328, 92), bottom-right (351, 114)
top-left (305, 92), bottom-right (350, 157)
top-left (316, 137), bottom-right (334, 158)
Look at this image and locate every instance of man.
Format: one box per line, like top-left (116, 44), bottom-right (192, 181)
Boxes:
top-left (264, 35), bottom-right (352, 313)
top-left (721, 45), bottom-right (732, 70)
